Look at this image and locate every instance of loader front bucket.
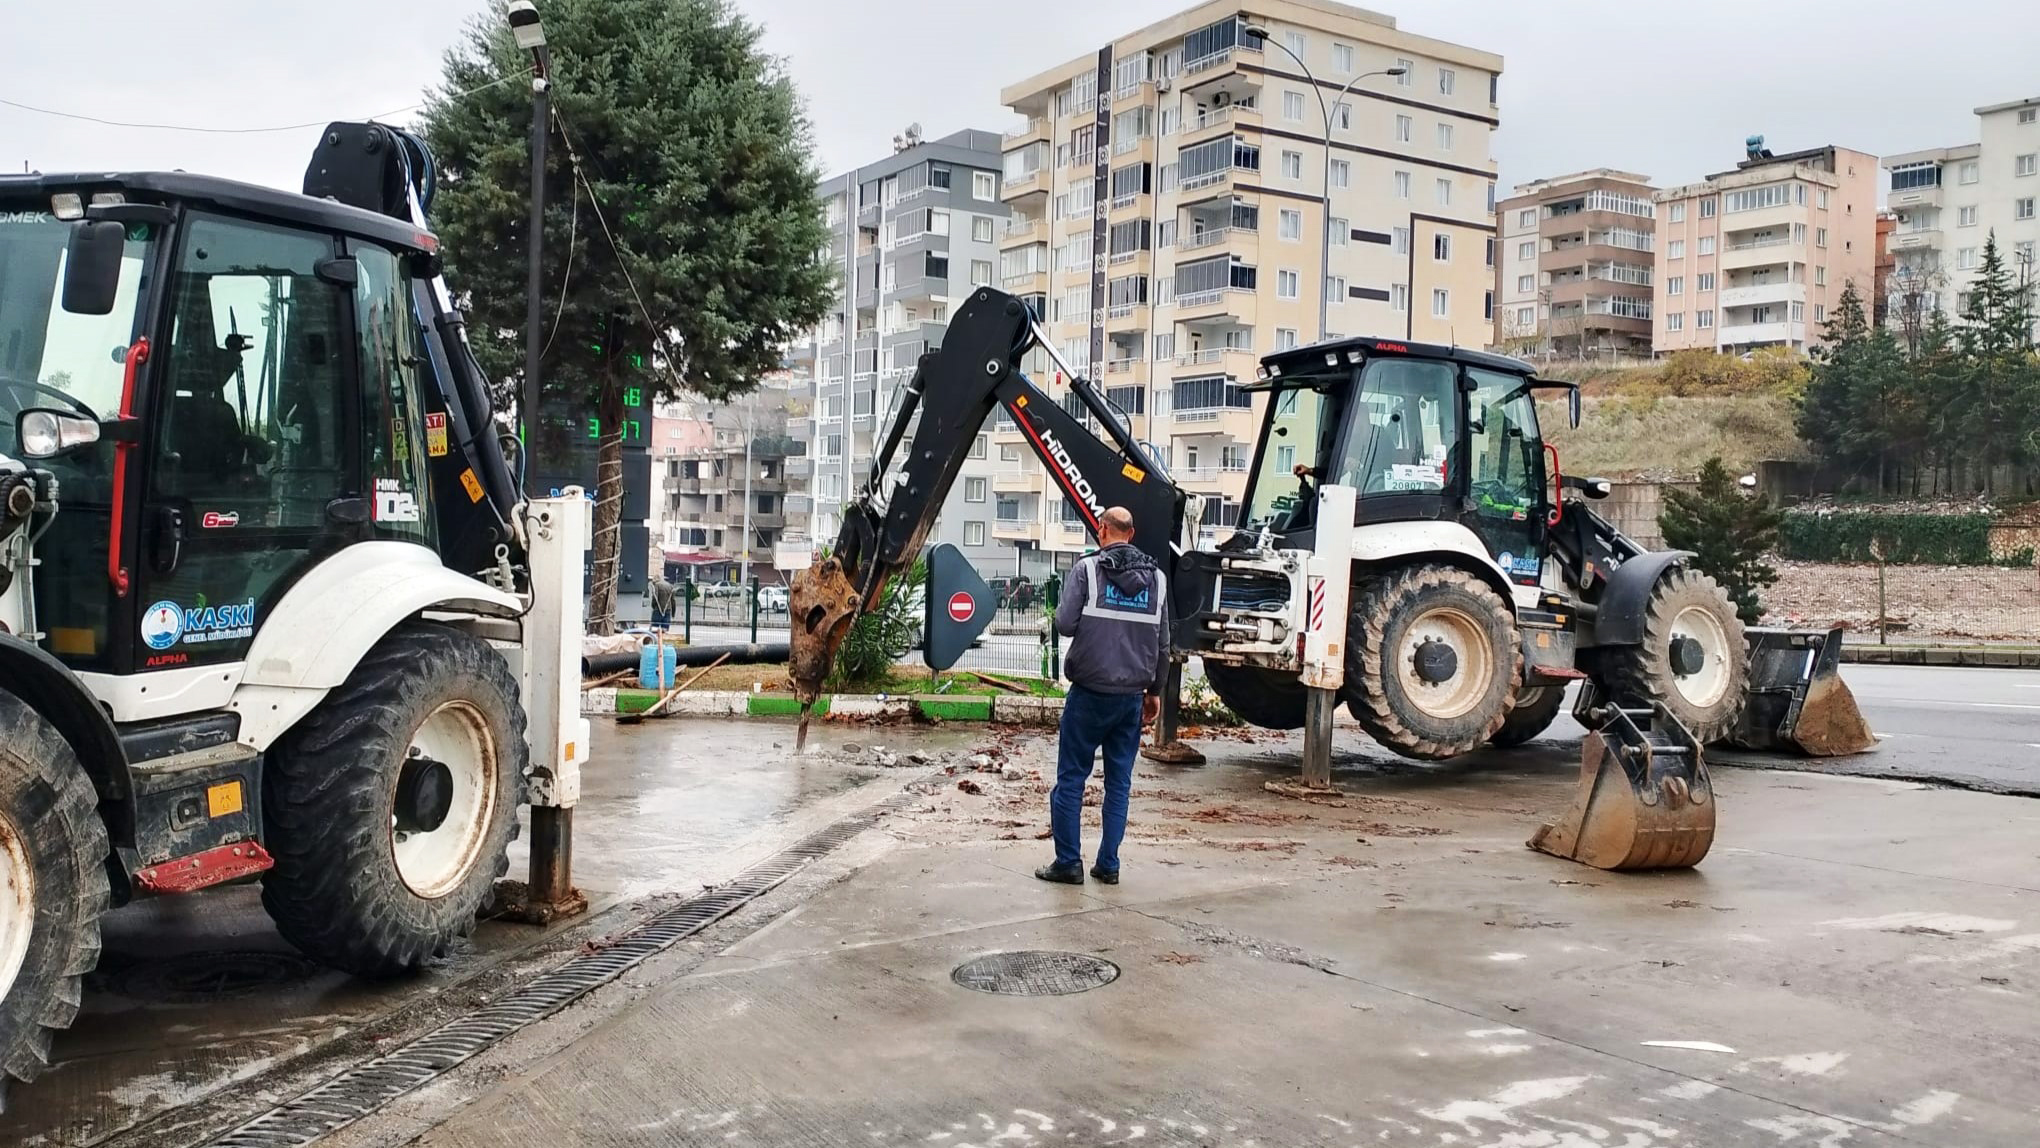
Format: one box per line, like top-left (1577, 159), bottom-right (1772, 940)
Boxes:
top-left (1529, 701), bottom-right (1715, 870)
top-left (1725, 627), bottom-right (1875, 757)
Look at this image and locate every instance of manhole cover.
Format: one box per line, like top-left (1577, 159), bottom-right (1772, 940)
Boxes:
top-left (951, 950), bottom-right (1120, 996)
top-left (95, 950), bottom-right (323, 1003)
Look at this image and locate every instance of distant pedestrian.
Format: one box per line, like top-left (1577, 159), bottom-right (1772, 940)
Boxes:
top-left (1038, 506), bottom-right (1168, 886)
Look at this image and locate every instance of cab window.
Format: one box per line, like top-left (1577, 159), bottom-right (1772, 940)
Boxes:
top-left (1330, 358), bottom-right (1458, 495)
top-left (1465, 367), bottom-right (1542, 520)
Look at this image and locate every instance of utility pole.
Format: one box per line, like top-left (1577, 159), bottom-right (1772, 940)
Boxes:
top-left (509, 1), bottom-right (551, 491)
top-left (740, 392), bottom-right (755, 585)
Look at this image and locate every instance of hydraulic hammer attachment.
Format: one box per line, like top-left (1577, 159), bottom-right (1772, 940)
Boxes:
top-left (1530, 695), bottom-right (1715, 871)
top-left (1725, 627), bottom-right (1876, 756)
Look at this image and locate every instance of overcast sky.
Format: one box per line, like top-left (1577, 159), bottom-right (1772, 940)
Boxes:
top-left (4, 0), bottom-right (2032, 199)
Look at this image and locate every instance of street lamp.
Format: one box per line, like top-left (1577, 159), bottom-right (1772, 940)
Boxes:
top-left (1243, 24), bottom-right (1403, 341)
top-left (508, 0), bottom-right (552, 494)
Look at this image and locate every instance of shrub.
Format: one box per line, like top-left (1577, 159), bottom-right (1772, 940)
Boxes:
top-left (829, 556), bottom-right (928, 688)
top-left (1660, 457), bottom-right (1782, 623)
top-left (1776, 512), bottom-right (2020, 565)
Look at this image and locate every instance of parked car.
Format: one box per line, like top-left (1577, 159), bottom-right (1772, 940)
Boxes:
top-left (757, 586), bottom-right (789, 612)
top-left (700, 581), bottom-right (743, 599)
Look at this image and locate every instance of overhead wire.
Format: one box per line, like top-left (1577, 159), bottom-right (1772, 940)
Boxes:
top-left (0, 72), bottom-right (526, 135)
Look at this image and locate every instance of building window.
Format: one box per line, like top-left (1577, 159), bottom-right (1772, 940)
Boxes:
top-left (1285, 30), bottom-right (1306, 58)
top-left (2018, 154), bottom-right (2038, 177)
top-left (964, 521), bottom-right (987, 546)
top-left (971, 259), bottom-right (994, 286)
top-left (969, 434), bottom-right (988, 459)
top-left (1275, 327), bottom-right (1300, 349)
top-left (1436, 122), bottom-right (1453, 151)
top-left (1431, 288), bottom-right (1450, 317)
top-left (1484, 290), bottom-right (1494, 320)
top-left (1435, 178), bottom-right (1452, 205)
top-left (964, 477), bottom-right (987, 502)
top-left (1959, 161), bottom-right (1980, 184)
top-left (1696, 309), bottom-right (1713, 329)
top-left (1792, 301), bottom-right (1806, 322)
top-left (1395, 226), bottom-right (1412, 254)
top-left (1283, 91), bottom-right (1306, 122)
top-left (1517, 306), bottom-right (1534, 327)
top-left (1333, 104), bottom-right (1351, 131)
top-left (1395, 114), bottom-right (1413, 142)
top-left (1517, 274), bottom-right (1534, 293)
top-left (1814, 266), bottom-right (1825, 287)
top-left (2022, 108), bottom-right (2038, 124)
top-left (1518, 208), bottom-right (1535, 228)
top-left (1327, 275), bottom-right (1348, 302)
top-left (2018, 197), bottom-right (2037, 220)
top-left (1282, 150), bottom-right (1303, 180)
top-left (1433, 233), bottom-right (1452, 262)
top-left (1485, 236), bottom-right (1495, 267)
top-left (973, 171), bottom-right (996, 200)
top-left (1697, 236), bottom-right (1714, 256)
top-left (1394, 170), bottom-right (1411, 199)
top-left (1666, 313), bottom-right (1683, 332)
top-left (1395, 59), bottom-right (1414, 86)
top-left (1517, 240), bottom-right (1534, 261)
top-left (1815, 227), bottom-right (1828, 248)
top-left (1392, 284), bottom-right (1408, 311)
top-left (1697, 272), bottom-right (1715, 291)
top-left (1959, 205), bottom-right (1979, 227)
top-left (972, 217), bottom-right (994, 242)
top-left (1668, 239), bottom-right (1684, 259)
top-left (1700, 197), bottom-right (1717, 218)
top-left (1438, 67), bottom-right (1456, 95)
top-left (1332, 42), bottom-right (1354, 72)
top-left (1279, 209), bottom-right (1302, 240)
top-left (2018, 240), bottom-right (2037, 266)
top-left (1329, 217), bottom-right (1348, 244)
top-left (1277, 269), bottom-right (1300, 298)
top-left (1669, 203), bottom-right (1686, 224)
top-left (1817, 189), bottom-right (1830, 209)
top-left (999, 444), bottom-right (1020, 462)
top-left (1330, 159), bottom-right (1350, 188)
top-left (1668, 276), bottom-right (1684, 296)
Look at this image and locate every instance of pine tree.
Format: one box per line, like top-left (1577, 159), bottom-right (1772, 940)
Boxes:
top-left (1799, 282), bottom-right (1915, 492)
top-left (421, 0), bottom-right (834, 631)
top-left (1953, 234), bottom-right (2039, 492)
top-left (1659, 457), bottom-right (1783, 624)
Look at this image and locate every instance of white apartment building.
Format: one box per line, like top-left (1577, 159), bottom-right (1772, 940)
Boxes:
top-left (1883, 96), bottom-right (2040, 341)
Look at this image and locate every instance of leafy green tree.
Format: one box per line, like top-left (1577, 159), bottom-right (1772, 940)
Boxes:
top-left (829, 556), bottom-right (927, 688)
top-left (1660, 457), bottom-right (1783, 624)
top-left (421, 0), bottom-right (834, 631)
top-left (1952, 233), bottom-right (2040, 492)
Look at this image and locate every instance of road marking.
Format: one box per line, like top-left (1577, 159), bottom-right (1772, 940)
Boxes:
top-left (1966, 702), bottom-right (2040, 710)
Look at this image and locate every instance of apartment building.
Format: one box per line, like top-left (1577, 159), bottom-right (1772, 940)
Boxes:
top-left (1882, 96), bottom-right (2040, 342)
top-left (810, 130), bottom-right (1011, 573)
top-left (996, 0), bottom-right (1501, 569)
top-left (659, 373), bottom-right (807, 585)
top-left (1651, 141), bottom-right (1878, 356)
top-left (1494, 170), bottom-right (1656, 358)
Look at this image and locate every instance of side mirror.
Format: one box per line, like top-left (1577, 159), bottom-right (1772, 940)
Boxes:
top-left (16, 409), bottom-right (102, 459)
top-left (1568, 387), bottom-right (1582, 429)
top-left (61, 220), bottom-right (127, 316)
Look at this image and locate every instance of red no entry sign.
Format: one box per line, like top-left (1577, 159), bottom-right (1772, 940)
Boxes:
top-left (947, 591), bottom-right (975, 623)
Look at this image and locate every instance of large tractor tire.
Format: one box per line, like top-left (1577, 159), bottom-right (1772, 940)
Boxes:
top-left (1346, 566), bottom-right (1520, 761)
top-left (1490, 685), bottom-right (1570, 749)
top-left (262, 624), bottom-right (525, 978)
top-left (0, 691), bottom-right (110, 1113)
top-left (1202, 660), bottom-right (1307, 730)
top-left (1597, 568), bottom-right (1748, 743)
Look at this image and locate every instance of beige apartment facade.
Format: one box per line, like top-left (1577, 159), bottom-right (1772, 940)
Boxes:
top-left (996, 0), bottom-right (1502, 568)
top-left (1494, 169), bottom-right (1657, 358)
top-left (1651, 143), bottom-right (1879, 356)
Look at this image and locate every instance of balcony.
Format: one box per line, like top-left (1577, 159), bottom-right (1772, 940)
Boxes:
top-left (1101, 357), bottom-right (1149, 384)
top-left (785, 493), bottom-right (812, 515)
top-left (1000, 268), bottom-right (1048, 297)
top-left (785, 456), bottom-right (812, 478)
top-left (857, 202), bottom-right (878, 227)
top-left (993, 470), bottom-right (1044, 494)
top-left (664, 475), bottom-right (702, 494)
top-left (745, 512), bottom-right (787, 530)
top-left (1172, 287), bottom-right (1257, 325)
top-left (1001, 169), bottom-right (1048, 204)
top-left (1000, 218), bottom-right (1046, 248)
top-left (1717, 320), bottom-right (1806, 346)
top-left (1888, 230), bottom-right (1942, 253)
top-left (1179, 41), bottom-right (1260, 90)
top-left (1047, 520), bottom-right (1089, 550)
top-left (1719, 235), bottom-right (1802, 271)
top-left (1165, 405), bottom-right (1257, 441)
top-left (1887, 185), bottom-right (1941, 212)
top-left (993, 518), bottom-right (1044, 543)
top-left (1175, 166), bottom-right (1253, 206)
top-left (1717, 281), bottom-right (1804, 309)
top-left (1180, 103), bottom-right (1261, 146)
top-left (1173, 347), bottom-right (1258, 379)
top-left (1178, 226), bottom-right (1255, 255)
top-left (1003, 117), bottom-right (1049, 148)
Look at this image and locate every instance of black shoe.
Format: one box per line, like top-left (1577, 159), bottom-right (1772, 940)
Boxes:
top-left (1089, 866), bottom-right (1119, 885)
top-left (1034, 862), bottom-right (1085, 885)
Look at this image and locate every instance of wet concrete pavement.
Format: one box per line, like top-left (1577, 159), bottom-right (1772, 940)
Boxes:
top-left (320, 727), bottom-right (2040, 1147)
top-left (2, 718), bottom-right (978, 1148)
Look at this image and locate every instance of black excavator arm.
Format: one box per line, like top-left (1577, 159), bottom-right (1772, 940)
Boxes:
top-left (788, 287), bottom-right (1187, 703)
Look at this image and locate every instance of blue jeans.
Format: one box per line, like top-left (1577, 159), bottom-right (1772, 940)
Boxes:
top-left (1052, 684), bottom-right (1142, 872)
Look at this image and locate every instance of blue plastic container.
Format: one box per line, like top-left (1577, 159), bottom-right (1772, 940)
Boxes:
top-left (638, 642), bottom-right (679, 689)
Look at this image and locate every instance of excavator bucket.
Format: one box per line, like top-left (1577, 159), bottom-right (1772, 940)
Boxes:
top-left (1725, 627), bottom-right (1875, 757)
top-left (1530, 701), bottom-right (1715, 871)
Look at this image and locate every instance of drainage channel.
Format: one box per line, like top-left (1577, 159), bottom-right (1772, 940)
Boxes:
top-left (198, 781), bottom-right (925, 1148)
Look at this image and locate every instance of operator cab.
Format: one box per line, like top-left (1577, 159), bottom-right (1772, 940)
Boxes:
top-left (1234, 337), bottom-right (1578, 589)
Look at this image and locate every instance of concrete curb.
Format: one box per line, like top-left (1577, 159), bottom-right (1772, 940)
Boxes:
top-left (581, 688), bottom-right (1066, 725)
top-left (1839, 645), bottom-right (2040, 668)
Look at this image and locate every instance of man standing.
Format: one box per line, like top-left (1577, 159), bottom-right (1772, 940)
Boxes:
top-left (1037, 506), bottom-right (1169, 886)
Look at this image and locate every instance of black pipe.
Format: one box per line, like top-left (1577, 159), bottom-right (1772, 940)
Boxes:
top-left (583, 642), bottom-right (790, 677)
